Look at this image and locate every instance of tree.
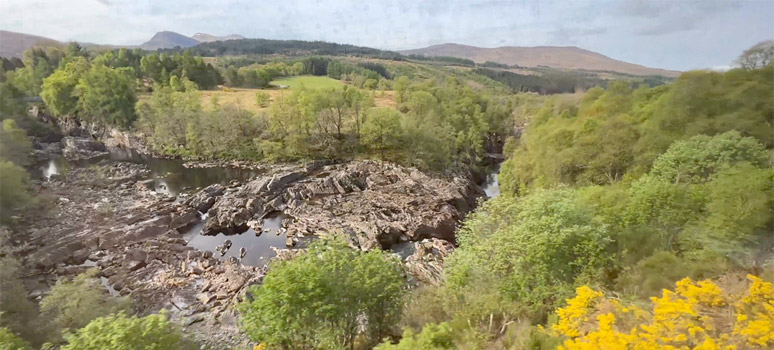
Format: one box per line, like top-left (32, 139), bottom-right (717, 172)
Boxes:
top-left (40, 57), bottom-right (90, 117)
top-left (39, 269), bottom-right (131, 344)
top-left (77, 63), bottom-right (137, 129)
top-left (649, 131), bottom-right (768, 184)
top-left (255, 91), bottom-right (270, 107)
top-left (362, 108), bottom-right (402, 159)
top-left (239, 238), bottom-right (405, 349)
top-left (61, 312), bottom-right (192, 350)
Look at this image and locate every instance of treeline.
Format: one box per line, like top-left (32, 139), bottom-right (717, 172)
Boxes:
top-left (138, 74), bottom-right (510, 171)
top-left (474, 67), bottom-right (609, 94)
top-left (405, 54), bottom-right (476, 67)
top-left (181, 38), bottom-right (404, 60)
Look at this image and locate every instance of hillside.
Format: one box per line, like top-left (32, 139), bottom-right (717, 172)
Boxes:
top-left (401, 43), bottom-right (681, 77)
top-left (139, 31), bottom-right (200, 50)
top-left (192, 33), bottom-right (245, 43)
top-left (0, 30), bottom-right (63, 58)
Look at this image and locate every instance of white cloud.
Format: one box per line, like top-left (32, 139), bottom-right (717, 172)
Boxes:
top-left (0, 0), bottom-right (771, 70)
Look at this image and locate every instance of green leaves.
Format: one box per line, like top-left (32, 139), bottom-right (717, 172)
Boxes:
top-left (501, 67), bottom-right (774, 193)
top-left (39, 269), bottom-right (131, 345)
top-left (60, 312), bottom-right (190, 350)
top-left (77, 63), bottom-right (137, 129)
top-left (40, 57), bottom-right (90, 117)
top-left (650, 131), bottom-right (768, 184)
top-left (239, 238), bottom-right (405, 349)
top-left (448, 189), bottom-right (613, 320)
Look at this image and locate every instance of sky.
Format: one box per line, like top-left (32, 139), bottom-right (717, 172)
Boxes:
top-left (1, 0), bottom-right (772, 71)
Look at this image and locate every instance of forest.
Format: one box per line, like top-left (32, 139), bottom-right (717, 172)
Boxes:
top-left (0, 36), bottom-right (772, 350)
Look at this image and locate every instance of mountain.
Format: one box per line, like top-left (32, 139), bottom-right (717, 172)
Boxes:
top-left (0, 30), bottom-right (63, 58)
top-left (139, 31), bottom-right (200, 50)
top-left (192, 33), bottom-right (245, 43)
top-left (400, 43), bottom-right (681, 77)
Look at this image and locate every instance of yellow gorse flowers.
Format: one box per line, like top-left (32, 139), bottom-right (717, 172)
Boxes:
top-left (553, 275), bottom-right (774, 350)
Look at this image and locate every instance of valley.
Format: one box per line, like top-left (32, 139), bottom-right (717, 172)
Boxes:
top-left (0, 12), bottom-right (772, 349)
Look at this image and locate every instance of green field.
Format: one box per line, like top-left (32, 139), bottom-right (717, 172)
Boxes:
top-left (270, 75), bottom-right (343, 90)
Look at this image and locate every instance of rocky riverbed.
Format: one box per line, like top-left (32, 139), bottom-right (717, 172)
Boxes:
top-left (11, 146), bottom-right (485, 347)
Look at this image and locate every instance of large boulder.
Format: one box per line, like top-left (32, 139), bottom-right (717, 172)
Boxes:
top-left (61, 136), bottom-right (108, 161)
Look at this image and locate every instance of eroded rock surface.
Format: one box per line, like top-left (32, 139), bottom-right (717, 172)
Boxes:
top-left (198, 160), bottom-right (485, 251)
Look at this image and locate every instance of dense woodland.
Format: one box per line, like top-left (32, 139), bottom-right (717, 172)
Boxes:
top-left (0, 39), bottom-right (772, 350)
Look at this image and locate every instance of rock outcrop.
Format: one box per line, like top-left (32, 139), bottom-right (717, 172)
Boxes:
top-left (61, 136), bottom-right (108, 161)
top-left (195, 161), bottom-right (485, 250)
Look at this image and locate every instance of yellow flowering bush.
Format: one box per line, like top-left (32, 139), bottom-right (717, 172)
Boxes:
top-left (553, 275), bottom-right (774, 350)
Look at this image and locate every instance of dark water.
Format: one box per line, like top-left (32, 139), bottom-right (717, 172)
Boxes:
top-left (40, 147), bottom-right (260, 195)
top-left (41, 147), bottom-right (297, 267)
top-left (183, 213), bottom-right (303, 267)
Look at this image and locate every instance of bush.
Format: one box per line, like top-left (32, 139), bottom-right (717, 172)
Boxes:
top-left (447, 189), bottom-right (614, 321)
top-left (60, 312), bottom-right (191, 350)
top-left (0, 161), bottom-right (33, 223)
top-left (39, 269), bottom-right (131, 344)
top-left (239, 238), bottom-right (405, 349)
top-left (0, 327), bottom-right (31, 350)
top-left (553, 275), bottom-right (774, 350)
top-left (375, 323), bottom-right (455, 350)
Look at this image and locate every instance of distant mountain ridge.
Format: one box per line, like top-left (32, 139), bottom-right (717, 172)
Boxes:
top-left (400, 43), bottom-right (681, 77)
top-left (191, 33), bottom-right (245, 43)
top-left (139, 31), bottom-right (200, 50)
top-left (0, 30), bottom-right (63, 58)
top-left (140, 31), bottom-right (246, 49)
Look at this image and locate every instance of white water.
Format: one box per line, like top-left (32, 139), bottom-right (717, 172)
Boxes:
top-left (483, 166), bottom-right (500, 198)
top-left (42, 159), bottom-right (59, 179)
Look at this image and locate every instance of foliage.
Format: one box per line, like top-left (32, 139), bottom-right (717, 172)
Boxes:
top-left (39, 269), bottom-right (131, 344)
top-left (77, 63), bottom-right (137, 128)
top-left (184, 38), bottom-right (404, 60)
top-left (139, 51), bottom-right (220, 89)
top-left (0, 161), bottom-right (33, 223)
top-left (649, 131), bottom-right (768, 184)
top-left (0, 243), bottom-right (38, 343)
top-left (500, 66), bottom-right (774, 192)
top-left (238, 238), bottom-right (405, 350)
top-left (362, 108), bottom-right (402, 159)
top-left (447, 188), bottom-right (613, 321)
top-left (374, 323), bottom-right (455, 350)
top-left (0, 119), bottom-right (32, 166)
top-left (0, 327), bottom-right (31, 350)
top-left (60, 312), bottom-right (191, 350)
top-left (40, 57), bottom-right (90, 117)
top-left (474, 67), bottom-right (608, 94)
top-left (255, 91), bottom-right (270, 108)
top-left (553, 275), bottom-right (774, 350)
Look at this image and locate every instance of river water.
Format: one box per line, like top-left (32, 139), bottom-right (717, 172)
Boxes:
top-left (39, 147), bottom-right (260, 196)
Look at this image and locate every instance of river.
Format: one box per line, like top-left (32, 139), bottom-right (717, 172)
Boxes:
top-left (46, 150), bottom-right (500, 267)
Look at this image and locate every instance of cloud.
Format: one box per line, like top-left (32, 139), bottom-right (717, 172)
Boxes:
top-left (0, 0), bottom-right (771, 70)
